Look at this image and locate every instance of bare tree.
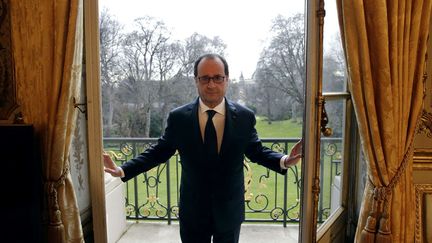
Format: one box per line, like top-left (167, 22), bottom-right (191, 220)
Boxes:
top-left (254, 13), bottom-right (305, 120)
top-left (120, 16), bottom-right (171, 137)
top-left (176, 33), bottom-right (227, 77)
top-left (100, 15), bottom-right (230, 137)
top-left (254, 68), bottom-right (275, 123)
top-left (155, 42), bottom-right (182, 81)
top-left (99, 9), bottom-right (124, 136)
top-left (154, 42), bottom-right (183, 133)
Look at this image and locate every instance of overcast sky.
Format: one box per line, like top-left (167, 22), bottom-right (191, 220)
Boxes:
top-left (99, 0), bottom-right (304, 79)
top-left (99, 0), bottom-right (338, 80)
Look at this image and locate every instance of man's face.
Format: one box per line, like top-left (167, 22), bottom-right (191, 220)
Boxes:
top-left (195, 57), bottom-right (229, 108)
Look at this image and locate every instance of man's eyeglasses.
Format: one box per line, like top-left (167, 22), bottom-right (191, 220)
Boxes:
top-left (197, 75), bottom-right (226, 84)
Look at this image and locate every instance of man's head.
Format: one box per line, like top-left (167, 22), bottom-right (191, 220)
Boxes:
top-left (194, 54), bottom-right (229, 108)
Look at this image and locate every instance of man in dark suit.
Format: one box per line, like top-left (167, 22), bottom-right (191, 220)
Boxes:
top-left (103, 53), bottom-right (302, 243)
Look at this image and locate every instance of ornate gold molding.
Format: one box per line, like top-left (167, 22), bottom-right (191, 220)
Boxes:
top-left (415, 184), bottom-right (432, 243)
top-left (418, 110), bottom-right (432, 138)
top-left (413, 149), bottom-right (432, 170)
top-left (311, 0), bottom-right (326, 241)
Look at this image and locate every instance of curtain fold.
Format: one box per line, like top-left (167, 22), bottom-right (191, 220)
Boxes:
top-left (11, 0), bottom-right (84, 242)
top-left (336, 0), bottom-right (432, 242)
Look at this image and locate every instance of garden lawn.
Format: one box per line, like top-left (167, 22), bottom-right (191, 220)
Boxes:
top-left (255, 117), bottom-right (302, 138)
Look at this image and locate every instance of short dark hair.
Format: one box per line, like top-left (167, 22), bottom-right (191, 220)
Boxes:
top-left (193, 53), bottom-right (229, 77)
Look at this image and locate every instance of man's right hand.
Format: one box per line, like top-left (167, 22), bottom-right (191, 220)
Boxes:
top-left (103, 152), bottom-right (123, 177)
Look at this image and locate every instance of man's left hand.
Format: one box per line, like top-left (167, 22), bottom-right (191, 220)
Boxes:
top-left (284, 139), bottom-right (303, 168)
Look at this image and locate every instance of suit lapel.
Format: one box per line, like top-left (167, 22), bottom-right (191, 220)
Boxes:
top-left (219, 99), bottom-right (238, 157)
top-left (188, 98), bottom-right (203, 148)
top-left (188, 98), bottom-right (238, 158)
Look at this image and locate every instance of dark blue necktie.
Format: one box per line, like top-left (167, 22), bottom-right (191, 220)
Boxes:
top-left (204, 110), bottom-right (218, 158)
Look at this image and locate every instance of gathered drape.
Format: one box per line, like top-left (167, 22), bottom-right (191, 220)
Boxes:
top-left (336, 0), bottom-right (432, 242)
top-left (11, 1), bottom-right (84, 242)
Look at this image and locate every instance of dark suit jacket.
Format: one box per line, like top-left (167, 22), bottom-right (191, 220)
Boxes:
top-left (120, 98), bottom-right (286, 232)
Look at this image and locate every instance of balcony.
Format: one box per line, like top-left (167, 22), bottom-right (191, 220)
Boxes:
top-left (103, 137), bottom-right (342, 242)
top-left (117, 222), bottom-right (299, 242)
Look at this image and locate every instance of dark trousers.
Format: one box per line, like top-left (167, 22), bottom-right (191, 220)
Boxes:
top-left (179, 222), bottom-right (241, 243)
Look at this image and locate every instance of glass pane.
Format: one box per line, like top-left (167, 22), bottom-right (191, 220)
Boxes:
top-left (318, 99), bottom-right (346, 226)
top-left (322, 0), bottom-right (347, 93)
top-left (316, 0), bottom-right (349, 228)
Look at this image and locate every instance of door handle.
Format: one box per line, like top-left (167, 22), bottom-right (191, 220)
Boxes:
top-left (320, 98), bottom-right (333, 137)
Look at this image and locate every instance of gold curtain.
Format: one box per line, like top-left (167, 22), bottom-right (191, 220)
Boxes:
top-left (11, 1), bottom-right (84, 242)
top-left (336, 0), bottom-right (432, 242)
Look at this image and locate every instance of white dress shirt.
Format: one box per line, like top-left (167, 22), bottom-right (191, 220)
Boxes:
top-left (198, 98), bottom-right (225, 153)
top-left (198, 98), bottom-right (288, 169)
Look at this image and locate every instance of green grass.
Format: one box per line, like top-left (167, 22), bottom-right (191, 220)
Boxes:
top-left (255, 117), bottom-right (303, 138)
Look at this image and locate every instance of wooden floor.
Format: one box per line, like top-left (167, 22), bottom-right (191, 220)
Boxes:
top-left (116, 222), bottom-right (299, 243)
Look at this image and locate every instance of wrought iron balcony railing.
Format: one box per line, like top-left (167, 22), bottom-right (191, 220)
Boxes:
top-left (103, 137), bottom-right (342, 227)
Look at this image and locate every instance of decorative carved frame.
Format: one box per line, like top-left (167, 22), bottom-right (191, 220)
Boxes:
top-left (415, 184), bottom-right (432, 243)
top-left (414, 149), bottom-right (432, 170)
top-left (418, 110), bottom-right (432, 139)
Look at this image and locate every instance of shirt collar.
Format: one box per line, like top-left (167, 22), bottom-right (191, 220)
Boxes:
top-left (199, 97), bottom-right (225, 116)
